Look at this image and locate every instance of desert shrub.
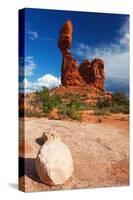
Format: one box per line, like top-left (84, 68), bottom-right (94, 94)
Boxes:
top-left (53, 94), bottom-right (62, 105)
top-left (67, 98), bottom-right (81, 111)
top-left (31, 112), bottom-right (43, 118)
top-left (42, 94), bottom-right (62, 113)
top-left (68, 97), bottom-right (90, 111)
top-left (57, 104), bottom-right (68, 115)
top-left (110, 105), bottom-right (129, 114)
top-left (35, 87), bottom-right (62, 113)
top-left (24, 110), bottom-right (32, 117)
top-left (79, 103), bottom-right (89, 110)
top-left (42, 95), bottom-right (53, 113)
top-left (66, 110), bottom-right (81, 120)
top-left (112, 92), bottom-right (129, 106)
top-left (96, 92), bottom-right (129, 115)
top-left (57, 98), bottom-right (82, 120)
top-left (32, 88), bottom-right (129, 117)
top-left (35, 87), bottom-right (49, 99)
top-left (24, 110), bottom-right (43, 117)
top-left (94, 108), bottom-right (111, 115)
top-left (96, 97), bottom-right (112, 109)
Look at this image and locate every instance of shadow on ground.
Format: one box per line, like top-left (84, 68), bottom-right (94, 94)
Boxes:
top-left (19, 157), bottom-right (42, 183)
top-left (19, 136), bottom-right (46, 184)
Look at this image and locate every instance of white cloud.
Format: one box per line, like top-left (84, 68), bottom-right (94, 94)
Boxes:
top-left (119, 18), bottom-right (129, 48)
top-left (36, 74), bottom-right (61, 89)
top-left (19, 56), bottom-right (37, 77)
top-left (72, 18), bottom-right (129, 80)
top-left (28, 31), bottom-right (39, 40)
top-left (19, 74), bottom-right (61, 93)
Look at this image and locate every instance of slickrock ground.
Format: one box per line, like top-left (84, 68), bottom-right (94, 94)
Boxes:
top-left (19, 114), bottom-right (129, 192)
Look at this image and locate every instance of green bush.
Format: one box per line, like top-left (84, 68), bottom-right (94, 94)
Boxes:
top-left (110, 105), bottom-right (129, 114)
top-left (112, 92), bottom-right (129, 106)
top-left (33, 88), bottom-right (129, 117)
top-left (95, 92), bottom-right (129, 115)
top-left (94, 108), bottom-right (111, 115)
top-left (35, 87), bottom-right (49, 99)
top-left (58, 104), bottom-right (68, 115)
top-left (96, 97), bottom-right (112, 109)
top-left (67, 98), bottom-right (81, 111)
top-left (43, 94), bottom-right (62, 113)
top-left (57, 98), bottom-right (82, 120)
top-left (25, 110), bottom-right (43, 117)
top-left (66, 109), bottom-right (81, 120)
top-left (35, 87), bottom-right (62, 113)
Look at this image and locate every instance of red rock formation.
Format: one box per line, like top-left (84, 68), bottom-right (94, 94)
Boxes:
top-left (58, 20), bottom-right (85, 86)
top-left (58, 20), bottom-right (73, 54)
top-left (79, 58), bottom-right (104, 91)
top-left (79, 59), bottom-right (91, 83)
top-left (90, 58), bottom-right (104, 91)
top-left (58, 20), bottom-right (105, 91)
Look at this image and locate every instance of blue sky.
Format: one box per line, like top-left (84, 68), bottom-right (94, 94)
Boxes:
top-left (19, 8), bottom-right (129, 93)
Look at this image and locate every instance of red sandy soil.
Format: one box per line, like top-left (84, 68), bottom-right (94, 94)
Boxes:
top-left (19, 113), bottom-right (129, 192)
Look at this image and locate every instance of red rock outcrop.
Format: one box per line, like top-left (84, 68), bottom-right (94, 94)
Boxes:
top-left (79, 58), bottom-right (104, 91)
top-left (79, 59), bottom-right (91, 83)
top-left (90, 58), bottom-right (104, 91)
top-left (61, 53), bottom-right (85, 86)
top-left (58, 20), bottom-right (105, 91)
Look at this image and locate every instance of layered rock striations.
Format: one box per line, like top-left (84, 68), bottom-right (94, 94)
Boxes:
top-left (58, 20), bottom-right (105, 91)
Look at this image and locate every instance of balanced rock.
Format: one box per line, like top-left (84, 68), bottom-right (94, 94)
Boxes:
top-left (36, 130), bottom-right (73, 186)
top-left (58, 20), bottom-right (85, 87)
top-left (58, 20), bottom-right (73, 54)
top-left (58, 20), bottom-right (105, 91)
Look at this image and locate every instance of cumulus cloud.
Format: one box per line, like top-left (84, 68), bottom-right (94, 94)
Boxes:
top-left (28, 31), bottom-right (39, 40)
top-left (72, 18), bottom-right (129, 80)
top-left (36, 74), bottom-right (61, 89)
top-left (19, 56), bottom-right (37, 78)
top-left (19, 56), bottom-right (61, 93)
top-left (119, 19), bottom-right (129, 48)
top-left (19, 74), bottom-right (61, 93)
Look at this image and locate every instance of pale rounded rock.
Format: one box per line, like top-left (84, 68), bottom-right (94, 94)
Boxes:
top-left (42, 129), bottom-right (60, 143)
top-left (36, 132), bottom-right (73, 186)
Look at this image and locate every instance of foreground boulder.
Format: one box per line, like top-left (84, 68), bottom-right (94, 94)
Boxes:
top-left (35, 130), bottom-right (73, 186)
